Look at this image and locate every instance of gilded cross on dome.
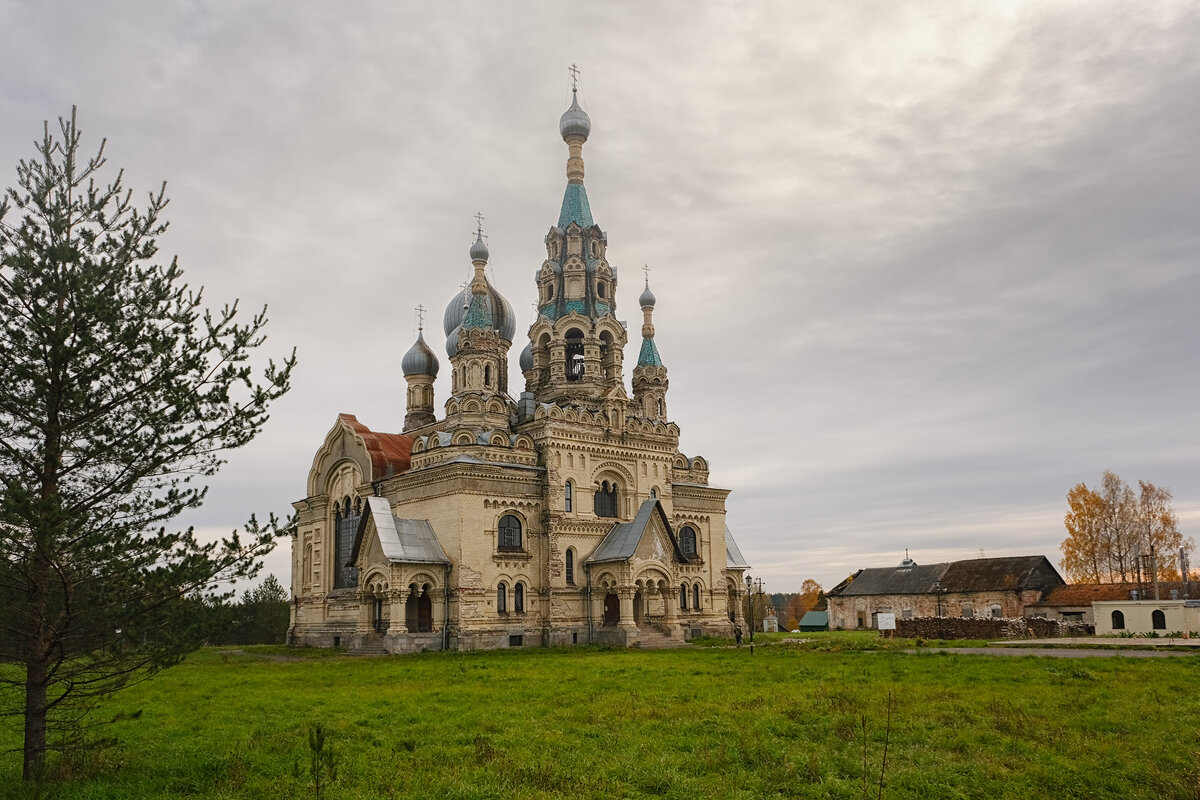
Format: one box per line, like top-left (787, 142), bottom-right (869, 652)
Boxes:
top-left (569, 63), bottom-right (580, 91)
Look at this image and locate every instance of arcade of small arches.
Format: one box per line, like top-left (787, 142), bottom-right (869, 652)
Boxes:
top-left (589, 572), bottom-right (715, 629)
top-left (359, 573), bottom-right (438, 635)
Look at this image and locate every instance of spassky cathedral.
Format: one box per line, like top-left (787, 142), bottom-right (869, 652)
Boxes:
top-left (289, 84), bottom-right (750, 652)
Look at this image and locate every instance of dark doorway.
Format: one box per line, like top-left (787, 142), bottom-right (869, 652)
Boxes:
top-left (603, 593), bottom-right (619, 626)
top-left (633, 590), bottom-right (644, 626)
top-left (373, 597), bottom-right (385, 634)
top-left (417, 590), bottom-right (433, 632)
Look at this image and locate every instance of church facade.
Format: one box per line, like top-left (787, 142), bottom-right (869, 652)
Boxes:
top-left (288, 88), bottom-right (750, 652)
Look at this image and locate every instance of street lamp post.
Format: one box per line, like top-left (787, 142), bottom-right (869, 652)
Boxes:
top-left (745, 574), bottom-right (755, 654)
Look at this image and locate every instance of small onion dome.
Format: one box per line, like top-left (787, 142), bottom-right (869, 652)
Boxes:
top-left (559, 90), bottom-right (591, 140)
top-left (519, 342), bottom-right (534, 372)
top-left (443, 282), bottom-right (516, 341)
top-left (402, 330), bottom-right (439, 377)
top-left (639, 281), bottom-right (656, 308)
top-left (445, 325), bottom-right (461, 357)
top-left (469, 231), bottom-right (489, 263)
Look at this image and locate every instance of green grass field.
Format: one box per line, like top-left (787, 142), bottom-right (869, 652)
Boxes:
top-left (3, 634), bottom-right (1199, 799)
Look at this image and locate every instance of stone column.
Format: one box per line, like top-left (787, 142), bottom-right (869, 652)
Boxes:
top-left (389, 587), bottom-right (409, 633)
top-left (661, 585), bottom-right (676, 624)
top-left (356, 592), bottom-right (372, 633)
top-left (618, 587), bottom-right (637, 630)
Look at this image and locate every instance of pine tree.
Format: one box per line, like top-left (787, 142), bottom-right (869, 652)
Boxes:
top-left (0, 109), bottom-right (296, 780)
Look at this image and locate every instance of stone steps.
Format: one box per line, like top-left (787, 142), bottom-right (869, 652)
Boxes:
top-left (633, 629), bottom-right (687, 649)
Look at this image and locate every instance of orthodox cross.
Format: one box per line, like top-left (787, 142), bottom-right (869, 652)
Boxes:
top-left (474, 211), bottom-right (485, 239)
top-left (642, 263), bottom-right (651, 285)
top-left (569, 63), bottom-right (580, 91)
top-left (415, 303), bottom-right (426, 332)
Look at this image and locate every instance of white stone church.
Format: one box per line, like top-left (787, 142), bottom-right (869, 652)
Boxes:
top-left (288, 85), bottom-right (750, 652)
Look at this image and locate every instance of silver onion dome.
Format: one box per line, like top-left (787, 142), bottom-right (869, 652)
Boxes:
top-left (639, 282), bottom-right (657, 308)
top-left (559, 91), bottom-right (591, 140)
top-left (442, 283), bottom-right (516, 342)
top-left (402, 330), bottom-right (439, 377)
top-left (445, 325), bottom-right (461, 358)
top-left (519, 342), bottom-right (534, 372)
top-left (469, 231), bottom-right (489, 262)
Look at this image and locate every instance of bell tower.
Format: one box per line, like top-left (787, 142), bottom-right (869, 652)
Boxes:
top-left (526, 75), bottom-right (627, 407)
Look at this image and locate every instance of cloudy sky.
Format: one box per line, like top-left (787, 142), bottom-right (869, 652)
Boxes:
top-left (3, 1), bottom-right (1198, 592)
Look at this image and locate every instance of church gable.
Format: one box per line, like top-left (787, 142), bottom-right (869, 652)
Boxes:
top-left (587, 499), bottom-right (684, 566)
top-left (307, 414), bottom-right (413, 498)
top-left (351, 496), bottom-right (451, 570)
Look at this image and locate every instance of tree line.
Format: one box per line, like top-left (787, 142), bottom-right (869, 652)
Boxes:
top-left (1060, 471), bottom-right (1192, 584)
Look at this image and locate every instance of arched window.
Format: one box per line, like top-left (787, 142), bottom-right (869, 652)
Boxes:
top-left (565, 328), bottom-right (585, 380)
top-left (679, 526), bottom-right (697, 557)
top-left (597, 281), bottom-right (606, 299)
top-left (514, 582), bottom-right (525, 613)
top-left (649, 487), bottom-right (657, 499)
top-left (1111, 610), bottom-right (1125, 630)
top-left (565, 548), bottom-right (575, 585)
top-left (547, 283), bottom-right (555, 301)
top-left (498, 514), bottom-right (522, 551)
top-left (594, 481), bottom-right (618, 518)
top-left (497, 582), bottom-right (507, 613)
top-left (692, 583), bottom-right (701, 610)
top-left (680, 583), bottom-right (688, 611)
top-left (333, 497), bottom-right (361, 589)
top-left (1152, 609), bottom-right (1166, 630)
top-left (484, 364), bottom-right (491, 387)
top-left (564, 481), bottom-right (573, 513)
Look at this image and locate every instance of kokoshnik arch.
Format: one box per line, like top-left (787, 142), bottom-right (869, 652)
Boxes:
top-left (289, 83), bottom-right (751, 652)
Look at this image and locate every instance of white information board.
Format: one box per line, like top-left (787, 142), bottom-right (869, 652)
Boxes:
top-left (876, 613), bottom-right (896, 630)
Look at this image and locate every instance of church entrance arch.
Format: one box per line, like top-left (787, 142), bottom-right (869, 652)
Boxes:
top-left (603, 593), bottom-right (619, 626)
top-left (633, 590), bottom-right (644, 626)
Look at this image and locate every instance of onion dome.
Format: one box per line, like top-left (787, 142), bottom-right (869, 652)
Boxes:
top-left (445, 326), bottom-right (461, 357)
top-left (519, 342), bottom-right (534, 372)
top-left (402, 330), bottom-right (439, 377)
top-left (442, 285), bottom-right (516, 342)
top-left (469, 230), bottom-right (489, 262)
top-left (442, 237), bottom-right (516, 342)
top-left (559, 90), bottom-right (591, 141)
top-left (639, 280), bottom-right (656, 309)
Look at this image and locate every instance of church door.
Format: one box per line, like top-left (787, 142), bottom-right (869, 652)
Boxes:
top-left (603, 593), bottom-right (619, 626)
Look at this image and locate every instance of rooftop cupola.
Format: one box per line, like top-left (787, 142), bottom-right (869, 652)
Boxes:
top-left (632, 271), bottom-right (668, 421)
top-left (558, 66), bottom-right (594, 229)
top-left (403, 309), bottom-right (439, 431)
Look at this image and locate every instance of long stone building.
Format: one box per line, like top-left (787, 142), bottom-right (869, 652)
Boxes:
top-left (288, 86), bottom-right (750, 653)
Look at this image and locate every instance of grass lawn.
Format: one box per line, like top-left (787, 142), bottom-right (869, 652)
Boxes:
top-left (2, 635), bottom-right (1198, 799)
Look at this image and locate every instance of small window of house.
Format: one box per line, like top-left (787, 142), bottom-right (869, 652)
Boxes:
top-left (564, 481), bottom-right (573, 512)
top-left (1152, 609), bottom-right (1166, 630)
top-left (692, 583), bottom-right (701, 610)
top-left (565, 548), bottom-right (575, 585)
top-left (990, 604), bottom-right (1002, 618)
top-left (961, 605), bottom-right (974, 619)
top-left (901, 609), bottom-right (913, 620)
top-left (514, 582), bottom-right (525, 614)
top-left (1111, 610), bottom-right (1125, 630)
top-left (497, 582), bottom-right (507, 614)
top-left (679, 583), bottom-right (688, 610)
